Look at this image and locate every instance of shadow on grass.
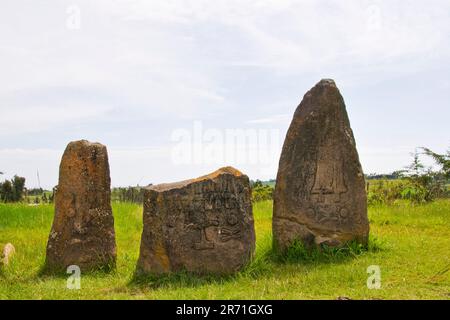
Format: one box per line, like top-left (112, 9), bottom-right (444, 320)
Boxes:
top-left (37, 262), bottom-right (116, 279)
top-left (240, 237), bottom-right (385, 280)
top-left (127, 235), bottom-right (386, 290)
top-left (273, 234), bottom-right (385, 265)
top-left (129, 270), bottom-right (236, 290)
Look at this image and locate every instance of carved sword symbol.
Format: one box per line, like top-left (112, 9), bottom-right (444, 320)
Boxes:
top-left (192, 218), bottom-right (219, 250)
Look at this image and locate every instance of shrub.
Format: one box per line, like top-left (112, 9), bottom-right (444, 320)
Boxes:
top-left (367, 180), bottom-right (406, 206)
top-left (367, 147), bottom-right (449, 206)
top-left (0, 175), bottom-right (26, 203)
top-left (251, 180), bottom-right (274, 202)
top-left (111, 186), bottom-right (145, 203)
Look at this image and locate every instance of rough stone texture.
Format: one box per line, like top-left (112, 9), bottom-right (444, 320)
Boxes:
top-left (273, 79), bottom-right (369, 251)
top-left (45, 140), bottom-right (116, 272)
top-left (137, 167), bottom-right (255, 275)
top-left (0, 243), bottom-right (15, 266)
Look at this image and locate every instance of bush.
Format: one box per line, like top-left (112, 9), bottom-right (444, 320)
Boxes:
top-left (367, 147), bottom-right (449, 206)
top-left (0, 175), bottom-right (26, 203)
top-left (367, 180), bottom-right (406, 206)
top-left (111, 187), bottom-right (145, 203)
top-left (251, 180), bottom-right (274, 202)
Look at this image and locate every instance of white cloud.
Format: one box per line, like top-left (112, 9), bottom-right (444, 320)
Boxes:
top-left (96, 1), bottom-right (450, 72)
top-left (246, 114), bottom-right (291, 124)
top-left (0, 146), bottom-right (172, 189)
top-left (0, 104), bottom-right (113, 135)
top-left (0, 1), bottom-right (449, 185)
top-left (0, 148), bottom-right (61, 189)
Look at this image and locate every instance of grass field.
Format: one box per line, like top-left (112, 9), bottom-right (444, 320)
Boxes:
top-left (0, 200), bottom-right (449, 300)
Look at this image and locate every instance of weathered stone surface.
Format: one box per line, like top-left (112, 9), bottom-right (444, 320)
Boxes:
top-left (0, 243), bottom-right (15, 266)
top-left (137, 167), bottom-right (255, 275)
top-left (45, 140), bottom-right (116, 271)
top-left (273, 79), bottom-right (369, 251)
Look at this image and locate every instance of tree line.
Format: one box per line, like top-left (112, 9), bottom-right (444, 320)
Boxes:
top-left (0, 175), bottom-right (26, 203)
top-left (251, 146), bottom-right (449, 205)
top-left (367, 147), bottom-right (449, 205)
top-left (0, 171), bottom-right (57, 204)
top-left (1, 146), bottom-right (448, 205)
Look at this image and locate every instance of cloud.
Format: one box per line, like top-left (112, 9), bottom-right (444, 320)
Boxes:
top-left (0, 1), bottom-right (449, 186)
top-left (246, 114), bottom-right (291, 124)
top-left (0, 146), bottom-right (171, 189)
top-left (2, 1), bottom-right (449, 119)
top-left (0, 148), bottom-right (61, 189)
top-left (96, 1), bottom-right (450, 73)
top-left (0, 103), bottom-right (113, 136)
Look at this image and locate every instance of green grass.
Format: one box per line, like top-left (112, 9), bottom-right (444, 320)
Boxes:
top-left (0, 200), bottom-right (449, 300)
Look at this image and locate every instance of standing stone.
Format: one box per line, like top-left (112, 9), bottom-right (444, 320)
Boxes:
top-left (46, 140), bottom-right (116, 272)
top-left (137, 167), bottom-right (255, 275)
top-left (273, 79), bottom-right (369, 251)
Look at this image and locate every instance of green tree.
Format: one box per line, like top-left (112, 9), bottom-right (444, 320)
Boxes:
top-left (0, 175), bottom-right (26, 202)
top-left (251, 180), bottom-right (264, 188)
top-left (421, 147), bottom-right (450, 180)
top-left (49, 186), bottom-right (57, 203)
top-left (11, 175), bottom-right (26, 202)
top-left (406, 150), bottom-right (425, 177)
top-left (400, 148), bottom-right (449, 203)
top-left (1, 180), bottom-right (14, 202)
top-left (251, 180), bottom-right (274, 202)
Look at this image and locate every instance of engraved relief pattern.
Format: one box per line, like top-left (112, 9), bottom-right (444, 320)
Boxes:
top-left (138, 167), bottom-right (256, 274)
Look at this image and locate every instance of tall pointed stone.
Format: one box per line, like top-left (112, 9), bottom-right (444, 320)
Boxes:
top-left (46, 140), bottom-right (116, 272)
top-left (273, 79), bottom-right (369, 251)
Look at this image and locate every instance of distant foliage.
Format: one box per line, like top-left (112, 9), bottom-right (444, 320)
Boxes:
top-left (251, 180), bottom-right (274, 202)
top-left (111, 187), bottom-right (145, 203)
top-left (0, 180), bottom-right (13, 202)
top-left (367, 180), bottom-right (408, 206)
top-left (0, 175), bottom-right (26, 203)
top-left (366, 171), bottom-right (405, 180)
top-left (25, 187), bottom-right (56, 204)
top-left (421, 147), bottom-right (450, 180)
top-left (401, 148), bottom-right (449, 203)
top-left (367, 147), bottom-right (449, 205)
top-left (27, 188), bottom-right (44, 196)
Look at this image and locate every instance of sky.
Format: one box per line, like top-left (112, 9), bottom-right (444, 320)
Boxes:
top-left (0, 0), bottom-right (449, 189)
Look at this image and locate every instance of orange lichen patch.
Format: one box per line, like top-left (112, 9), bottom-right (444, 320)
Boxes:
top-left (154, 242), bottom-right (170, 272)
top-left (67, 139), bottom-right (105, 149)
top-left (148, 167), bottom-right (244, 192)
top-left (194, 166), bottom-right (243, 181)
